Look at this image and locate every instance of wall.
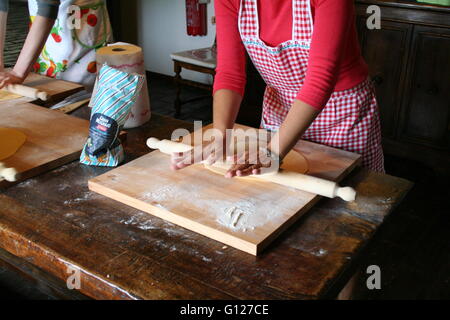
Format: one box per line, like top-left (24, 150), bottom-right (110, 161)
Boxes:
top-left (137, 0), bottom-right (216, 84)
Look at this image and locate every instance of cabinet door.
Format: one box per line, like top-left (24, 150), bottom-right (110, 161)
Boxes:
top-left (399, 25), bottom-right (450, 150)
top-left (358, 19), bottom-right (412, 139)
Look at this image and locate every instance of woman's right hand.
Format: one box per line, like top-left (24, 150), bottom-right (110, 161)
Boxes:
top-left (172, 88), bottom-right (242, 170)
top-left (171, 137), bottom-right (230, 171)
top-left (0, 70), bottom-right (25, 89)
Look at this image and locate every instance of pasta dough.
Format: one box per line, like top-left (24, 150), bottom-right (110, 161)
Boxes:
top-left (204, 140), bottom-right (309, 179)
top-left (0, 90), bottom-right (21, 101)
top-left (0, 128), bottom-right (27, 160)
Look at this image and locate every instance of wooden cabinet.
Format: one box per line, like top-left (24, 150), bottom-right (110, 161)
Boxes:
top-left (357, 20), bottom-right (412, 139)
top-left (399, 25), bottom-right (450, 149)
top-left (356, 0), bottom-right (450, 170)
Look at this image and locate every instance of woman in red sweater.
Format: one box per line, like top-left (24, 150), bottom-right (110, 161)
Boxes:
top-left (173, 0), bottom-right (384, 176)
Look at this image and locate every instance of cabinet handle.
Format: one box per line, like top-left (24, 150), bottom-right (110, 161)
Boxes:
top-left (372, 75), bottom-right (384, 86)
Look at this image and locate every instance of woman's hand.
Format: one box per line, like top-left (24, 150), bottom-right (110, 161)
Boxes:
top-left (171, 137), bottom-right (230, 171)
top-left (227, 100), bottom-right (320, 178)
top-left (0, 70), bottom-right (25, 89)
top-left (0, 15), bottom-right (55, 90)
top-left (226, 147), bottom-right (279, 178)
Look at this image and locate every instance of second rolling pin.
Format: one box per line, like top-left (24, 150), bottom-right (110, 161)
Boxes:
top-left (0, 162), bottom-right (18, 182)
top-left (147, 138), bottom-right (357, 202)
top-left (4, 84), bottom-right (49, 101)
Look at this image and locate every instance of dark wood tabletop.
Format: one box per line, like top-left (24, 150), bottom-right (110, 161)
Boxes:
top-left (0, 107), bottom-right (413, 300)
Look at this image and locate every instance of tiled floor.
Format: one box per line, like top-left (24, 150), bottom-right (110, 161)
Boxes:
top-left (148, 73), bottom-right (213, 124)
top-left (3, 1), bottom-right (28, 67)
top-left (1, 1), bottom-right (449, 300)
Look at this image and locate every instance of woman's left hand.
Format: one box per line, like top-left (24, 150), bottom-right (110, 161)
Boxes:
top-left (0, 70), bottom-right (25, 89)
top-left (226, 148), bottom-right (280, 178)
top-left (226, 99), bottom-right (320, 178)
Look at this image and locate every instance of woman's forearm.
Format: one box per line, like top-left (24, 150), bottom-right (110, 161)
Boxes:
top-left (270, 99), bottom-right (320, 159)
top-left (213, 89), bottom-right (243, 135)
top-left (0, 11), bottom-right (7, 69)
top-left (213, 91), bottom-right (319, 160)
top-left (12, 15), bottom-right (54, 79)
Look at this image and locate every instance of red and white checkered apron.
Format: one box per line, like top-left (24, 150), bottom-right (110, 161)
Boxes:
top-left (238, 0), bottom-right (384, 172)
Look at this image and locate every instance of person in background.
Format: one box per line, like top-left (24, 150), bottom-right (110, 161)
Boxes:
top-left (172, 0), bottom-right (385, 176)
top-left (0, 0), bottom-right (112, 91)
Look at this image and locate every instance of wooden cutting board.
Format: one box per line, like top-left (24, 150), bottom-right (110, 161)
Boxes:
top-left (0, 70), bottom-right (84, 103)
top-left (0, 102), bottom-right (89, 188)
top-left (89, 125), bottom-right (361, 255)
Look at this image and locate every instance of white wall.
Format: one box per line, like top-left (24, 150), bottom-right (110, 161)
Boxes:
top-left (137, 0), bottom-right (216, 85)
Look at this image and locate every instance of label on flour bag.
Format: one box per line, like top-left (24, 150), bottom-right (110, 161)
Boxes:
top-left (80, 64), bottom-right (144, 167)
top-left (86, 114), bottom-right (119, 156)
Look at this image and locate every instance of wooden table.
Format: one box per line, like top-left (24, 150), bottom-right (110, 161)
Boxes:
top-left (0, 108), bottom-right (413, 300)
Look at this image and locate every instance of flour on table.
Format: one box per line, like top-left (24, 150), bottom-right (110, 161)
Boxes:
top-left (63, 191), bottom-right (100, 205)
top-left (140, 185), bottom-right (174, 203)
top-left (16, 178), bottom-right (38, 188)
top-left (119, 215), bottom-right (158, 231)
top-left (232, 210), bottom-right (243, 227)
top-left (137, 183), bottom-right (297, 232)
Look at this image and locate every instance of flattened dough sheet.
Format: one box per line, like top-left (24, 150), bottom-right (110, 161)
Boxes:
top-left (0, 128), bottom-right (27, 160)
top-left (204, 139), bottom-right (309, 179)
top-left (0, 90), bottom-right (22, 101)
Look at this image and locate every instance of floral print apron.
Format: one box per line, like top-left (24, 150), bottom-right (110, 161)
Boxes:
top-left (29, 0), bottom-right (112, 89)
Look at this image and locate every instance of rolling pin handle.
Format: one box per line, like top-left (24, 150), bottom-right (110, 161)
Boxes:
top-left (146, 137), bottom-right (193, 154)
top-left (146, 137), bottom-right (162, 150)
top-left (37, 91), bottom-right (49, 101)
top-left (336, 186), bottom-right (357, 202)
top-left (5, 84), bottom-right (49, 101)
top-left (2, 168), bottom-right (18, 182)
top-left (0, 163), bottom-right (18, 182)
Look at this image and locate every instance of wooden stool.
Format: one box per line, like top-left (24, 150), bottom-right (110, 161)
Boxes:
top-left (170, 47), bottom-right (216, 117)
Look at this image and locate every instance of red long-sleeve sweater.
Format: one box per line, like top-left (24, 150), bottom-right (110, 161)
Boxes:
top-left (213, 0), bottom-right (369, 110)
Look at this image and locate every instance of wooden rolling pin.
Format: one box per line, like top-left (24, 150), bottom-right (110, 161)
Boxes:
top-left (147, 138), bottom-right (357, 202)
top-left (5, 84), bottom-right (49, 101)
top-left (0, 162), bottom-right (18, 182)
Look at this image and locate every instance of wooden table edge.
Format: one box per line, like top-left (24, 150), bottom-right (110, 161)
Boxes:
top-left (318, 172), bottom-right (414, 299)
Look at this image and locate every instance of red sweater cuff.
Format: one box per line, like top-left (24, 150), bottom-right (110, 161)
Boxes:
top-left (296, 88), bottom-right (330, 111)
top-left (213, 78), bottom-right (246, 98)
